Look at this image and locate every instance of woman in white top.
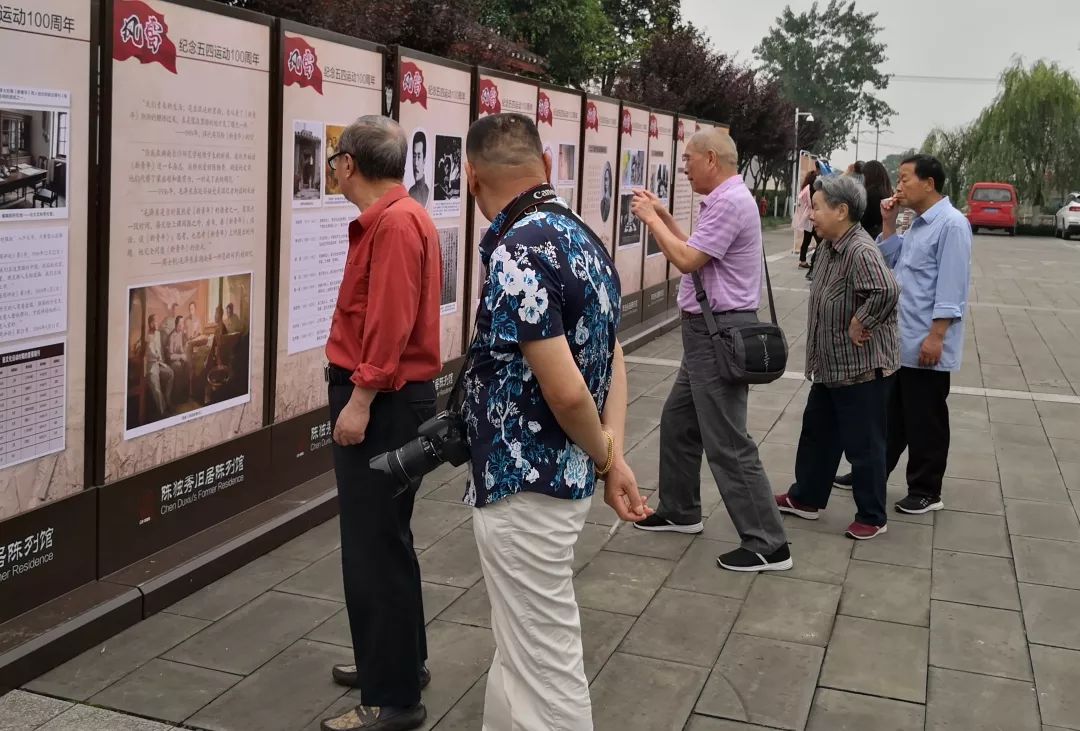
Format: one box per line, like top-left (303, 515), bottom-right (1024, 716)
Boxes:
top-left (796, 169), bottom-right (821, 267)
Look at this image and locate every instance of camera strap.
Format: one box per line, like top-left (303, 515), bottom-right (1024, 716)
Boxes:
top-left (444, 183), bottom-right (564, 411)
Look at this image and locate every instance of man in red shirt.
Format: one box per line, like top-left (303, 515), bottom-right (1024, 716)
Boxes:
top-left (320, 115), bottom-right (442, 731)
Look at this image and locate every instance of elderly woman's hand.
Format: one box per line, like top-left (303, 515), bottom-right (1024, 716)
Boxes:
top-left (848, 317), bottom-right (872, 347)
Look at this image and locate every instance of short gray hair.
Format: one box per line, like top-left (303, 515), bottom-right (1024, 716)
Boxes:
top-left (339, 115), bottom-right (407, 181)
top-left (813, 174), bottom-right (866, 222)
top-left (687, 128), bottom-right (738, 168)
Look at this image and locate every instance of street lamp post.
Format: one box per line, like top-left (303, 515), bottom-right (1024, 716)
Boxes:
top-left (791, 108), bottom-right (814, 216)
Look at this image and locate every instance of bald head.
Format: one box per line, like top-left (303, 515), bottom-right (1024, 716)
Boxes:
top-left (687, 128), bottom-right (738, 170)
top-left (466, 113), bottom-right (546, 176)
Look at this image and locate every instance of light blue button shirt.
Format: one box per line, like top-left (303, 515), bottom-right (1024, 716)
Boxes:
top-left (878, 197), bottom-right (972, 372)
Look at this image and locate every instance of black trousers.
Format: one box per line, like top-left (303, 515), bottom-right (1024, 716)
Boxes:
top-left (799, 230), bottom-right (820, 263)
top-left (328, 378), bottom-right (436, 708)
top-left (790, 375), bottom-right (892, 527)
top-left (887, 366), bottom-right (951, 500)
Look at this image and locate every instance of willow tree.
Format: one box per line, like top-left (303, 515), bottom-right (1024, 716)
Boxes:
top-left (965, 60), bottom-right (1080, 206)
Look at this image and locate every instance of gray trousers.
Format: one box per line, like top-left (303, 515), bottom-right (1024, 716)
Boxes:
top-left (658, 314), bottom-right (788, 554)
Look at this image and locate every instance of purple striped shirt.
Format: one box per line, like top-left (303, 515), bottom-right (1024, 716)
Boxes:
top-left (678, 175), bottom-right (763, 314)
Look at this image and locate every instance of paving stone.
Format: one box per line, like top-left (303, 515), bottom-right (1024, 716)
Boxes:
top-left (580, 608), bottom-right (635, 683)
top-left (37, 705), bottom-right (175, 731)
top-left (925, 667), bottom-right (1040, 731)
top-left (665, 539), bottom-right (757, 600)
top-left (1051, 438), bottom-right (1080, 464)
top-left (696, 634), bottom-right (824, 730)
top-left (418, 527), bottom-right (484, 589)
top-left (805, 688), bottom-right (925, 731)
top-left (820, 616), bottom-right (928, 704)
top-left (411, 499), bottom-right (472, 550)
top-left (0, 690), bottom-right (72, 730)
top-left (934, 510), bottom-right (1013, 557)
top-left (1062, 463), bottom-right (1080, 492)
top-left (25, 612), bottom-right (210, 701)
top-left (733, 575), bottom-right (840, 647)
top-left (619, 588), bottom-right (740, 667)
top-left (946, 449), bottom-right (1001, 482)
top-left (1001, 462), bottom-right (1071, 503)
top-left (163, 591), bottom-right (340, 675)
top-left (427, 674), bottom-right (486, 730)
top-left (1020, 583), bottom-right (1080, 651)
top-left (992, 422), bottom-right (1051, 448)
top-left (573, 522), bottom-right (614, 572)
top-left (931, 550), bottom-right (1021, 610)
top-left (605, 524), bottom-right (694, 561)
top-left (437, 580), bottom-right (491, 629)
top-left (269, 518), bottom-right (340, 562)
top-left (167, 553), bottom-right (309, 621)
top-left (274, 551), bottom-right (345, 602)
top-left (1006, 499), bottom-right (1080, 541)
top-left (950, 427), bottom-right (998, 455)
top-left (851, 520), bottom-right (933, 569)
top-left (1035, 402), bottom-right (1080, 440)
top-left (840, 560), bottom-right (930, 626)
top-left (684, 717), bottom-right (776, 731)
top-left (592, 652), bottom-right (708, 731)
top-left (988, 397), bottom-right (1042, 425)
top-left (780, 526), bottom-right (853, 584)
top-left (189, 639), bottom-right (351, 731)
top-left (942, 477), bottom-right (1005, 515)
top-left (929, 600), bottom-right (1032, 681)
top-left (1013, 536), bottom-right (1080, 590)
top-left (1032, 645), bottom-right (1080, 731)
top-left (574, 550), bottom-right (674, 616)
top-left (89, 658), bottom-right (240, 724)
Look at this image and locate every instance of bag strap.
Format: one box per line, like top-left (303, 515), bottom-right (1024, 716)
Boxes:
top-left (691, 246), bottom-right (779, 330)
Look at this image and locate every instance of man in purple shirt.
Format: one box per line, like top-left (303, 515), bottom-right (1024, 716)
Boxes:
top-left (630, 129), bottom-right (791, 572)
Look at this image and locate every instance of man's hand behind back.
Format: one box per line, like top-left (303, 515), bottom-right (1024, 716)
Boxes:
top-left (603, 457), bottom-right (653, 522)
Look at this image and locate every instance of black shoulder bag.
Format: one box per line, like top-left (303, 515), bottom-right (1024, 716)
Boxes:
top-left (690, 249), bottom-right (788, 384)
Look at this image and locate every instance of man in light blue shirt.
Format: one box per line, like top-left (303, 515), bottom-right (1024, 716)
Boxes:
top-left (874, 154), bottom-right (972, 515)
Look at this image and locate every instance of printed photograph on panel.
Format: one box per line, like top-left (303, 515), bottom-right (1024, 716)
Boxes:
top-left (433, 134), bottom-right (462, 206)
top-left (558, 143), bottom-right (577, 184)
top-left (600, 161), bottom-right (613, 222)
top-left (650, 162), bottom-right (670, 203)
top-left (0, 106), bottom-right (70, 216)
top-left (324, 123), bottom-right (348, 202)
top-left (619, 192), bottom-right (642, 247)
top-left (406, 127), bottom-right (431, 208)
top-left (292, 120), bottom-right (323, 207)
top-left (620, 149), bottom-right (644, 188)
top-left (438, 227), bottom-right (459, 315)
top-left (125, 273), bottom-right (253, 439)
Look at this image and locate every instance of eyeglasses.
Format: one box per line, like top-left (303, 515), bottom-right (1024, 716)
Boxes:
top-left (327, 151), bottom-right (350, 172)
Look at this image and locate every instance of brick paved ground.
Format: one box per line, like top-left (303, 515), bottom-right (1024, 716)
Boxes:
top-left (5, 229), bottom-right (1080, 730)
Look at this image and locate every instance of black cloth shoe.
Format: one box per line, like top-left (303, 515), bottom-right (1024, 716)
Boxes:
top-left (834, 473), bottom-right (853, 489)
top-left (633, 513), bottom-right (704, 534)
top-left (717, 543), bottom-right (793, 572)
top-left (320, 703), bottom-right (426, 731)
top-left (895, 495), bottom-right (945, 514)
top-left (332, 665), bottom-right (431, 691)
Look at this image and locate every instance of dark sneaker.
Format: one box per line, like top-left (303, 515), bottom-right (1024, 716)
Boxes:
top-left (332, 665), bottom-right (431, 690)
top-left (834, 472), bottom-right (853, 489)
top-left (776, 493), bottom-right (820, 520)
top-left (895, 495), bottom-right (944, 514)
top-left (845, 521), bottom-right (888, 540)
top-left (321, 703), bottom-right (426, 731)
top-left (633, 513), bottom-right (704, 534)
top-left (717, 543), bottom-right (793, 572)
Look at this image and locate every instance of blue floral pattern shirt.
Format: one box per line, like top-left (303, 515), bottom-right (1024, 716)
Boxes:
top-left (462, 198), bottom-right (621, 508)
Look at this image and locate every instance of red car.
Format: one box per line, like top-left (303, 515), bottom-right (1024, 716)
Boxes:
top-left (966, 182), bottom-right (1018, 235)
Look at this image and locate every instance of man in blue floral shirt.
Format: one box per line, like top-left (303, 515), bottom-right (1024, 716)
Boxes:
top-left (462, 114), bottom-right (649, 730)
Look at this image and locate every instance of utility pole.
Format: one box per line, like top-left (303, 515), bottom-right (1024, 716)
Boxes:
top-left (854, 118), bottom-right (861, 160)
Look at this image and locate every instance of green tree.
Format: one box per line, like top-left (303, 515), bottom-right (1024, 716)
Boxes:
top-left (920, 127), bottom-right (972, 203)
top-left (963, 60), bottom-right (1080, 206)
top-left (881, 148), bottom-right (917, 182)
top-left (598, 0), bottom-right (681, 94)
top-left (755, 0), bottom-right (893, 155)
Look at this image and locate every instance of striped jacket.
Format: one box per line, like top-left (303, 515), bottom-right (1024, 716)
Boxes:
top-left (805, 224), bottom-right (900, 385)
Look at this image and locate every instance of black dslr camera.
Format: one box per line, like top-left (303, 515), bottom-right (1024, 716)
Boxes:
top-left (369, 411), bottom-right (470, 485)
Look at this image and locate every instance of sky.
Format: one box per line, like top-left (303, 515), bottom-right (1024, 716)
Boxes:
top-left (681, 0), bottom-right (1080, 168)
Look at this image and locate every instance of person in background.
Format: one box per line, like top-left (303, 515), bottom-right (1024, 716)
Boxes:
top-left (796, 169), bottom-right (821, 269)
top-left (321, 115), bottom-right (442, 731)
top-left (775, 175), bottom-right (900, 540)
top-left (838, 153), bottom-right (972, 515)
top-left (860, 160), bottom-right (893, 239)
top-left (629, 129), bottom-right (792, 573)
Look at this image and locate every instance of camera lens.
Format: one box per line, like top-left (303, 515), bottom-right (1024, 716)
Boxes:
top-left (369, 436), bottom-right (444, 485)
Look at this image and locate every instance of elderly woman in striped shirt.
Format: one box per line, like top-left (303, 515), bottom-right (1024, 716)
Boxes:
top-left (775, 175), bottom-right (901, 541)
